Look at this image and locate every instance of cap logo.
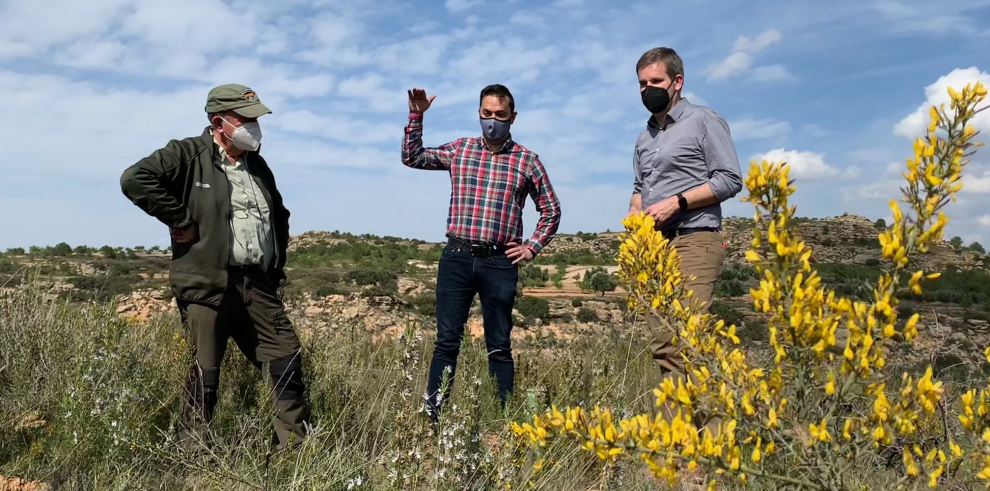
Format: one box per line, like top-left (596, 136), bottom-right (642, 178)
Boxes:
top-left (242, 88), bottom-right (258, 101)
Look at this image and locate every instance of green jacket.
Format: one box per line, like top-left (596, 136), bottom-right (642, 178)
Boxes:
top-left (120, 127), bottom-right (290, 305)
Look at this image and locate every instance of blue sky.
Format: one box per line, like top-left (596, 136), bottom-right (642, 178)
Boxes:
top-left (1, 0), bottom-right (988, 250)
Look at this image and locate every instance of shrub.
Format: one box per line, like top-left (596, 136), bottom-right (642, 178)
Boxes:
top-left (719, 263), bottom-right (758, 281)
top-left (715, 278), bottom-right (746, 298)
top-left (589, 271), bottom-right (618, 295)
top-left (511, 82), bottom-right (990, 490)
top-left (576, 307), bottom-right (599, 323)
top-left (515, 295), bottom-right (549, 320)
top-left (0, 258), bottom-right (20, 274)
top-left (571, 298), bottom-right (583, 308)
top-left (360, 279), bottom-right (399, 298)
top-left (314, 283), bottom-right (346, 298)
top-left (411, 293), bottom-right (437, 317)
top-left (347, 269), bottom-right (397, 286)
top-left (519, 263), bottom-right (550, 288)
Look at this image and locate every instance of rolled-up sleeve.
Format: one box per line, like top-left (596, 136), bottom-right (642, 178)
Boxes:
top-left (701, 114), bottom-right (743, 202)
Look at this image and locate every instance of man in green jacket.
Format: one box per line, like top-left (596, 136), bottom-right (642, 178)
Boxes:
top-left (120, 84), bottom-right (311, 450)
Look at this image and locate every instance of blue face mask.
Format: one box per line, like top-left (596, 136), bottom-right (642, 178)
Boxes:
top-left (480, 116), bottom-right (511, 141)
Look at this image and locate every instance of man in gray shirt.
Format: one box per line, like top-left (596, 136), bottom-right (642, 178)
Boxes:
top-left (626, 47), bottom-right (742, 412)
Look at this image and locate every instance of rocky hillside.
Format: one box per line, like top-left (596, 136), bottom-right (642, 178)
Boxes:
top-left (2, 213), bottom-right (989, 380)
top-left (537, 213), bottom-right (988, 272)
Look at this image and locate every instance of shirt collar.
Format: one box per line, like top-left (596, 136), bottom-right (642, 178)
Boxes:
top-left (479, 134), bottom-right (515, 154)
top-left (212, 131), bottom-right (245, 167)
top-left (646, 98), bottom-right (691, 129)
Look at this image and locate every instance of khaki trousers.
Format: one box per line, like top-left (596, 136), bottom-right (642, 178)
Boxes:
top-left (644, 230), bottom-right (726, 432)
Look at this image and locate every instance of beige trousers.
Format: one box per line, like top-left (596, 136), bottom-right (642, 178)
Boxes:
top-left (644, 230), bottom-right (726, 431)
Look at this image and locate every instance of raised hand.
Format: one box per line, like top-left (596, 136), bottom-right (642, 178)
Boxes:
top-left (408, 88), bottom-right (436, 114)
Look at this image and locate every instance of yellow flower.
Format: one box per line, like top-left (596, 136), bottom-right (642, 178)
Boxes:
top-left (904, 450), bottom-right (919, 477)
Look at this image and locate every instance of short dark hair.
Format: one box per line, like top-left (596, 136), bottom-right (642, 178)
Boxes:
top-left (635, 47), bottom-right (684, 79)
top-left (479, 84), bottom-right (515, 113)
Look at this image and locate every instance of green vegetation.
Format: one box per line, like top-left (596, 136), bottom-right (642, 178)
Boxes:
top-left (287, 240), bottom-right (444, 273)
top-left (0, 258), bottom-right (20, 275)
top-left (576, 306), bottom-right (599, 323)
top-left (551, 264), bottom-right (567, 289)
top-left (68, 257), bottom-right (171, 302)
top-left (577, 267), bottom-right (618, 295)
top-left (518, 263), bottom-right (549, 289)
top-left (409, 293), bottom-right (436, 317)
top-left (0, 288), bottom-right (679, 490)
top-left (896, 266), bottom-right (990, 308)
top-left (515, 295), bottom-right (549, 321)
top-left (533, 250), bottom-right (615, 266)
top-left (813, 263), bottom-right (884, 301)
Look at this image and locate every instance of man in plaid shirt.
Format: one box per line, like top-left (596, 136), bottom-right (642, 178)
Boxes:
top-left (401, 84), bottom-right (562, 422)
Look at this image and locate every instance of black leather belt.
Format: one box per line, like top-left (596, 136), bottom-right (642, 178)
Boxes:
top-left (661, 227), bottom-right (720, 239)
top-left (446, 236), bottom-right (507, 257)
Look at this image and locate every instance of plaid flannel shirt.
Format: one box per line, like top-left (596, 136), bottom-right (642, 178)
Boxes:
top-left (401, 112), bottom-right (561, 255)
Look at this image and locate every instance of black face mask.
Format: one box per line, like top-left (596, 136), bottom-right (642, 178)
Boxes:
top-left (641, 85), bottom-right (672, 114)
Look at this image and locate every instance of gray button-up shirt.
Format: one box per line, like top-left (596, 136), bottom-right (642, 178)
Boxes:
top-left (217, 143), bottom-right (274, 269)
top-left (632, 98), bottom-right (743, 231)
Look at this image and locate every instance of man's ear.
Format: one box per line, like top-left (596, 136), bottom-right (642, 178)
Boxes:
top-left (510, 111), bottom-right (517, 124)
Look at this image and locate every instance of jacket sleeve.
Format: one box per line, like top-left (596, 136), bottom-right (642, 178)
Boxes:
top-left (269, 170), bottom-right (291, 279)
top-left (119, 139), bottom-right (194, 230)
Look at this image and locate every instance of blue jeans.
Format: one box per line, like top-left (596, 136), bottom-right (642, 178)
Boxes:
top-left (425, 244), bottom-right (519, 421)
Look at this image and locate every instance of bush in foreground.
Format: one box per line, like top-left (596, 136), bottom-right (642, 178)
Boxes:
top-left (511, 83), bottom-right (989, 490)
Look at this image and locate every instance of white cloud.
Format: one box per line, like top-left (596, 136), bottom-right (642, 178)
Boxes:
top-left (707, 29), bottom-right (787, 82)
top-left (751, 148), bottom-right (856, 180)
top-left (979, 215), bottom-right (990, 227)
top-left (730, 118), bottom-right (792, 140)
top-left (732, 29), bottom-right (783, 53)
top-left (707, 52), bottom-right (753, 81)
top-left (894, 67), bottom-right (990, 139)
top-left (964, 170), bottom-right (990, 194)
top-left (843, 179), bottom-right (902, 201)
top-left (0, 71), bottom-right (208, 178)
top-left (0, 0), bottom-right (985, 252)
top-left (894, 67), bottom-right (990, 197)
top-left (273, 110), bottom-right (399, 145)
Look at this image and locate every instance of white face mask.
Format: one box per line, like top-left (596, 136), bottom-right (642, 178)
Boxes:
top-left (221, 117), bottom-right (262, 151)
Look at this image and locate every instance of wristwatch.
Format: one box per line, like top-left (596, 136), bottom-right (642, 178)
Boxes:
top-left (676, 193), bottom-right (688, 211)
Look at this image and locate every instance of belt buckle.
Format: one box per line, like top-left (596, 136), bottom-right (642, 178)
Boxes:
top-left (470, 244), bottom-right (490, 257)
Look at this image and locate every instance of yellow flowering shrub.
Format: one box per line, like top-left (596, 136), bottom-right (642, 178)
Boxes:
top-left (511, 82), bottom-right (988, 490)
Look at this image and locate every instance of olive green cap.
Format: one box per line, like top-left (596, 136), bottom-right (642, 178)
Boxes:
top-left (204, 83), bottom-right (272, 118)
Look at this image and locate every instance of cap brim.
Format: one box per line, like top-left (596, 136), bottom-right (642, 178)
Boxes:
top-left (232, 102), bottom-right (272, 119)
